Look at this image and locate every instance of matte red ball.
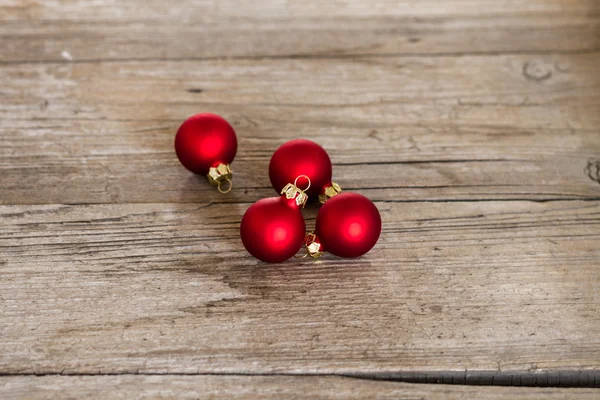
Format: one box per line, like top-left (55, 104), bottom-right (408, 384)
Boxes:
top-left (240, 197), bottom-right (306, 263)
top-left (175, 113), bottom-right (237, 174)
top-left (316, 193), bottom-right (381, 258)
top-left (269, 139), bottom-right (332, 199)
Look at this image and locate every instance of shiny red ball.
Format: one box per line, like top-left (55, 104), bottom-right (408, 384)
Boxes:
top-left (240, 197), bottom-right (306, 263)
top-left (175, 113), bottom-right (237, 174)
top-left (269, 139), bottom-right (332, 199)
top-left (316, 193), bottom-right (381, 258)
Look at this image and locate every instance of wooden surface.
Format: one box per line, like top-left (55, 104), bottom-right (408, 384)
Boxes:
top-left (1, 0), bottom-right (600, 397)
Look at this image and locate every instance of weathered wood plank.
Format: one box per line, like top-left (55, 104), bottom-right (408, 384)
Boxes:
top-left (1, 375), bottom-right (599, 400)
top-left (1, 201), bottom-right (599, 373)
top-left (2, 0), bottom-right (600, 389)
top-left (1, 54), bottom-right (599, 204)
top-left (1, 0), bottom-right (599, 63)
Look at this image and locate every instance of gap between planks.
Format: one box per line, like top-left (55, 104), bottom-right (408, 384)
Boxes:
top-left (0, 371), bottom-right (599, 388)
top-left (49, 198), bottom-right (600, 208)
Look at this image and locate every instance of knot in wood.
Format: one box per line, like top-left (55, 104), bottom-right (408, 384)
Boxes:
top-left (523, 61), bottom-right (553, 82)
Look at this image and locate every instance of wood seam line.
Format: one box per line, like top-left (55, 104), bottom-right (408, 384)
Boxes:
top-left (0, 371), bottom-right (598, 388)
top-left (1, 48), bottom-right (599, 66)
top-left (2, 197), bottom-right (598, 207)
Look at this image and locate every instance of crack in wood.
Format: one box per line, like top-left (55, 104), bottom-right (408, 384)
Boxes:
top-left (1, 48), bottom-right (599, 66)
top-left (348, 370), bottom-right (600, 388)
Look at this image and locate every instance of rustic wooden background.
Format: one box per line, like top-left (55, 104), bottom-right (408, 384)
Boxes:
top-left (1, 0), bottom-right (600, 398)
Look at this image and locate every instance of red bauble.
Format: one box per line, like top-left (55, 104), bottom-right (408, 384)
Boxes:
top-left (240, 196), bottom-right (306, 263)
top-left (175, 113), bottom-right (237, 175)
top-left (314, 193), bottom-right (381, 258)
top-left (269, 139), bottom-right (332, 200)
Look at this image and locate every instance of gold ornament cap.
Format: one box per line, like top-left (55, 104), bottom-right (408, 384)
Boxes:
top-left (281, 175), bottom-right (311, 208)
top-left (304, 232), bottom-right (323, 258)
top-left (318, 181), bottom-right (342, 204)
top-left (207, 163), bottom-right (233, 193)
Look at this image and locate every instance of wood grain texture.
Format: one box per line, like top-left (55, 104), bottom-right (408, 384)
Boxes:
top-left (2, 375), bottom-right (599, 400)
top-left (1, 0), bottom-right (599, 63)
top-left (1, 200), bottom-right (599, 373)
top-left (1, 53), bottom-right (599, 204)
top-left (1, 0), bottom-right (600, 395)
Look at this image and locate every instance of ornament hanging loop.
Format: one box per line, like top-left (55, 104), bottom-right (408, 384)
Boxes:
top-left (207, 163), bottom-right (233, 194)
top-left (294, 175), bottom-right (311, 192)
top-left (217, 178), bottom-right (232, 194)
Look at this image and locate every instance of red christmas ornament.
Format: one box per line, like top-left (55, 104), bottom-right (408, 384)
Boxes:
top-left (175, 113), bottom-right (237, 193)
top-left (269, 139), bottom-right (339, 201)
top-left (304, 193), bottom-right (381, 258)
top-left (240, 177), bottom-right (310, 263)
